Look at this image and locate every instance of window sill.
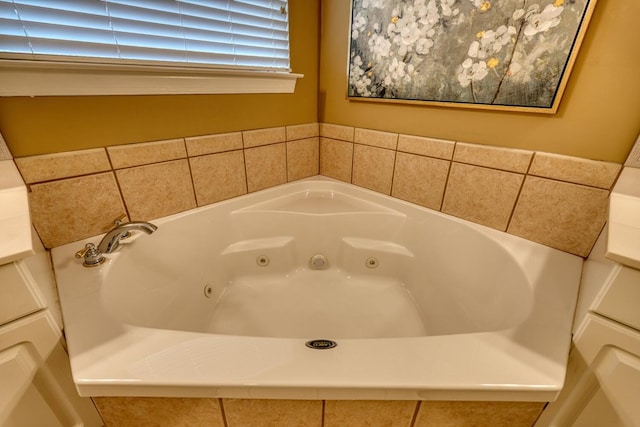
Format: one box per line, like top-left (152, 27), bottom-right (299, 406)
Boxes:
top-left (0, 60), bottom-right (302, 97)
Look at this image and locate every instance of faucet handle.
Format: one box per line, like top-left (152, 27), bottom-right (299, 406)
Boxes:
top-left (114, 214), bottom-right (128, 226)
top-left (113, 214), bottom-right (132, 240)
top-left (75, 243), bottom-right (105, 267)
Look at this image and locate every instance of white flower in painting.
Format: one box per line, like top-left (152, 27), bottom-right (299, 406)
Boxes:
top-left (353, 13), bottom-right (367, 30)
top-left (440, 0), bottom-right (459, 17)
top-left (416, 37), bottom-right (434, 55)
top-left (507, 62), bottom-right (522, 76)
top-left (352, 12), bottom-right (367, 40)
top-left (457, 59), bottom-right (489, 87)
top-left (524, 4), bottom-right (564, 37)
top-left (512, 8), bottom-right (525, 20)
top-left (362, 0), bottom-right (385, 9)
top-left (349, 56), bottom-right (372, 96)
top-left (368, 33), bottom-right (391, 60)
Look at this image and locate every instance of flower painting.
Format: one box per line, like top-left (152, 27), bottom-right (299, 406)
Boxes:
top-left (347, 0), bottom-right (597, 113)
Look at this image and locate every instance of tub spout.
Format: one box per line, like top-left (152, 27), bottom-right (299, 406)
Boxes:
top-left (98, 220), bottom-right (158, 254)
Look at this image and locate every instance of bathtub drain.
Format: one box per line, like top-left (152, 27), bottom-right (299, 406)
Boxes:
top-left (305, 339), bottom-right (337, 350)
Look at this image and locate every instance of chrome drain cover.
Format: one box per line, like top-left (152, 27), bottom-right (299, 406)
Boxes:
top-left (305, 339), bottom-right (337, 350)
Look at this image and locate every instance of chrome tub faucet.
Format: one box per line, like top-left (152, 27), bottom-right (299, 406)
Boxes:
top-left (75, 217), bottom-right (158, 267)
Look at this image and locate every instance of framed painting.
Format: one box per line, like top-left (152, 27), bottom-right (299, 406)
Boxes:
top-left (347, 0), bottom-right (598, 113)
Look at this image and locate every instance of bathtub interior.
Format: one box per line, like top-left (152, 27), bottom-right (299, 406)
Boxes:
top-left (101, 184), bottom-right (533, 339)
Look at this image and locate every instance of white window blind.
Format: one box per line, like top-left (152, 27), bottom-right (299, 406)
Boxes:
top-left (0, 0), bottom-right (290, 72)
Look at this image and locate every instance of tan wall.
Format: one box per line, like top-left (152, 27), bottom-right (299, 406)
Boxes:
top-left (0, 0), bottom-right (320, 157)
top-left (319, 0), bottom-right (640, 163)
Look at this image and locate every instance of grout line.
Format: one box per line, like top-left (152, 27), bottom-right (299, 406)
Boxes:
top-left (107, 160), bottom-right (132, 221)
top-left (219, 398), bottom-right (229, 427)
top-left (285, 139), bottom-right (290, 182)
top-left (349, 142), bottom-right (355, 184)
top-left (388, 147), bottom-right (398, 196)
top-left (409, 401), bottom-right (422, 427)
top-left (439, 143), bottom-right (457, 212)
top-left (503, 152), bottom-right (538, 231)
top-left (321, 400), bottom-right (326, 427)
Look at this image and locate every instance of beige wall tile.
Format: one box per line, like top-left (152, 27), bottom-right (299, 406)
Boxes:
top-left (319, 137), bottom-right (353, 182)
top-left (442, 163), bottom-right (524, 231)
top-left (243, 127), bottom-right (286, 148)
top-left (29, 172), bottom-right (125, 248)
top-left (397, 135), bottom-right (455, 160)
top-left (352, 144), bottom-right (396, 194)
top-left (94, 397), bottom-right (225, 427)
top-left (185, 132), bottom-right (243, 157)
top-left (354, 128), bottom-right (398, 150)
top-left (190, 151), bottom-right (247, 206)
top-left (392, 153), bottom-right (450, 210)
top-left (453, 143), bottom-right (533, 173)
top-left (108, 139), bottom-right (186, 169)
top-left (223, 399), bottom-right (322, 427)
top-left (116, 160), bottom-right (196, 221)
top-left (508, 176), bottom-right (609, 256)
top-left (325, 400), bottom-right (417, 427)
top-left (414, 401), bottom-right (544, 427)
top-left (529, 152), bottom-right (621, 189)
top-left (245, 143), bottom-right (287, 192)
top-left (287, 137), bottom-right (319, 181)
top-left (286, 123), bottom-right (319, 141)
top-left (320, 123), bottom-right (355, 142)
top-left (15, 149), bottom-right (111, 184)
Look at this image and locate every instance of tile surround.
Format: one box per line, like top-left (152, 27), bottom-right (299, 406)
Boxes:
top-left (107, 138), bottom-right (186, 169)
top-left (354, 128), bottom-right (398, 150)
top-left (287, 137), bottom-right (319, 181)
top-left (324, 400), bottom-right (417, 427)
top-left (286, 122), bottom-right (319, 141)
top-left (185, 132), bottom-right (243, 157)
top-left (453, 142), bottom-right (533, 173)
top-left (15, 148), bottom-right (111, 183)
top-left (93, 397), bottom-right (225, 427)
top-left (397, 134), bottom-right (454, 160)
top-left (243, 126), bottom-right (286, 148)
top-left (92, 397), bottom-right (546, 426)
top-left (320, 123), bottom-right (355, 142)
top-left (392, 152), bottom-right (449, 210)
top-left (414, 401), bottom-right (545, 427)
top-left (319, 137), bottom-right (353, 182)
top-left (19, 125), bottom-right (321, 248)
top-left (317, 124), bottom-right (620, 256)
top-left (442, 162), bottom-right (524, 231)
top-left (352, 144), bottom-right (396, 194)
top-left (244, 143), bottom-right (287, 192)
top-left (528, 152), bottom-right (621, 189)
top-left (29, 172), bottom-right (126, 248)
top-left (223, 399), bottom-right (322, 427)
top-left (508, 176), bottom-right (609, 257)
top-left (189, 150), bottom-right (247, 206)
top-left (16, 122), bottom-right (622, 257)
top-left (115, 159), bottom-right (196, 221)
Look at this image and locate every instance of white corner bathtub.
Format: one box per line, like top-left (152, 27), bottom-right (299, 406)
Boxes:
top-left (52, 176), bottom-right (582, 401)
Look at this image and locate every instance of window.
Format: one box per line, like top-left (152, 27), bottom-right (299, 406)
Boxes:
top-left (0, 0), bottom-right (300, 96)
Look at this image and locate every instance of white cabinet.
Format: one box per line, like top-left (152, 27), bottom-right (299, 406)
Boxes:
top-left (0, 258), bottom-right (102, 426)
top-left (537, 245), bottom-right (640, 427)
